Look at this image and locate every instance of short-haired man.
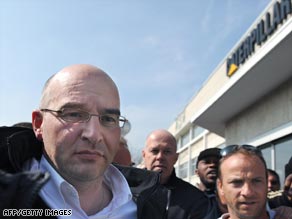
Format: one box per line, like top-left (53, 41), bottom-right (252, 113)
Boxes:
top-left (0, 64), bottom-right (165, 219)
top-left (217, 144), bottom-right (292, 219)
top-left (267, 169), bottom-right (281, 192)
top-left (196, 148), bottom-right (223, 218)
top-left (142, 129), bottom-right (210, 219)
top-left (196, 148), bottom-right (221, 192)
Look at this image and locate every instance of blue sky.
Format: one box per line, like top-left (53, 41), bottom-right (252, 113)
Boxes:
top-left (0, 0), bottom-right (270, 162)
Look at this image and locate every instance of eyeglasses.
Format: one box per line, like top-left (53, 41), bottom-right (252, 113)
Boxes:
top-left (220, 144), bottom-right (262, 157)
top-left (40, 108), bottom-right (127, 128)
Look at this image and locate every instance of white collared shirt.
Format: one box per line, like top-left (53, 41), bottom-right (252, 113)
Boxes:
top-left (217, 206), bottom-right (276, 219)
top-left (29, 156), bottom-right (137, 219)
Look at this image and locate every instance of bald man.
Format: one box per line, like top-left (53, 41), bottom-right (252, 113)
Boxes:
top-left (142, 129), bottom-right (210, 219)
top-left (0, 64), bottom-right (165, 219)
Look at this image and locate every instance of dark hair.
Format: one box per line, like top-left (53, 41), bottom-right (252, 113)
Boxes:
top-left (285, 156), bottom-right (292, 178)
top-left (267, 169), bottom-right (280, 183)
top-left (12, 122), bottom-right (32, 129)
top-left (196, 148), bottom-right (221, 168)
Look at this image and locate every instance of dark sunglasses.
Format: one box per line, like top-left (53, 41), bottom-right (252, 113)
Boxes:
top-left (220, 144), bottom-right (262, 157)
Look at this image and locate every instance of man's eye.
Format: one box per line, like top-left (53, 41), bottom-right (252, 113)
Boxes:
top-left (100, 115), bottom-right (117, 123)
top-left (64, 112), bottom-right (84, 118)
top-left (60, 111), bottom-right (87, 121)
top-left (151, 149), bottom-right (159, 154)
top-left (252, 178), bottom-right (263, 184)
top-left (164, 150), bottom-right (171, 155)
top-left (231, 180), bottom-right (243, 187)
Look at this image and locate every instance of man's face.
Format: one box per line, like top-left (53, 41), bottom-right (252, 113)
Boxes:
top-left (267, 173), bottom-right (280, 192)
top-left (196, 156), bottom-right (219, 189)
top-left (33, 67), bottom-right (121, 183)
top-left (142, 132), bottom-right (178, 184)
top-left (217, 153), bottom-right (268, 219)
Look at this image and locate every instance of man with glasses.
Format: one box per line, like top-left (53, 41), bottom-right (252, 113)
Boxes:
top-left (0, 64), bottom-right (165, 218)
top-left (217, 145), bottom-right (292, 219)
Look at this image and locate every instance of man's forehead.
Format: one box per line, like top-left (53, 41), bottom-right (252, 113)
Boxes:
top-left (221, 154), bottom-right (266, 174)
top-left (147, 143), bottom-right (176, 151)
top-left (49, 69), bottom-right (119, 98)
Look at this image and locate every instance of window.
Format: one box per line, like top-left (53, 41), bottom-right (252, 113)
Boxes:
top-left (260, 146), bottom-right (272, 169)
top-left (181, 131), bottom-right (190, 147)
top-left (190, 157), bottom-right (197, 176)
top-left (179, 162), bottom-right (188, 179)
top-left (274, 135), bottom-right (292, 184)
top-left (192, 126), bottom-right (204, 139)
top-left (259, 134), bottom-right (292, 185)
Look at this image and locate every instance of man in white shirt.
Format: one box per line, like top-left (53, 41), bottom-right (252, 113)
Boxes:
top-left (0, 64), bottom-right (165, 219)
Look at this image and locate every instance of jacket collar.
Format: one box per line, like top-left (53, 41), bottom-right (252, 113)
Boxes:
top-left (0, 126), bottom-right (43, 172)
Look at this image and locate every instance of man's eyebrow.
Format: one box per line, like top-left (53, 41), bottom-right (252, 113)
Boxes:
top-left (103, 108), bottom-right (121, 115)
top-left (59, 103), bottom-right (84, 109)
top-left (58, 104), bottom-right (121, 115)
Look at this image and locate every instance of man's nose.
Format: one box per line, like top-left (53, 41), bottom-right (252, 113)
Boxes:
top-left (81, 116), bottom-right (103, 144)
top-left (156, 151), bottom-right (164, 160)
top-left (241, 182), bottom-right (254, 197)
top-left (209, 162), bottom-right (217, 167)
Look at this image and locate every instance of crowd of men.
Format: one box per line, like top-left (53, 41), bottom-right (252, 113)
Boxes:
top-left (1, 64), bottom-right (292, 219)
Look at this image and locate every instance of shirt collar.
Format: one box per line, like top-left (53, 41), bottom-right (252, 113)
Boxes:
top-left (32, 155), bottom-right (133, 215)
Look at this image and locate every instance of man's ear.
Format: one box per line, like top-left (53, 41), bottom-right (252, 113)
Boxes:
top-left (175, 152), bottom-right (179, 162)
top-left (217, 178), bottom-right (226, 204)
top-left (32, 110), bottom-right (43, 140)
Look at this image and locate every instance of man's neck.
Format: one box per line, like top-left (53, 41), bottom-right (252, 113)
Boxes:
top-left (197, 182), bottom-right (207, 191)
top-left (197, 182), bottom-right (215, 192)
top-left (77, 180), bottom-right (112, 215)
top-left (228, 210), bottom-right (270, 219)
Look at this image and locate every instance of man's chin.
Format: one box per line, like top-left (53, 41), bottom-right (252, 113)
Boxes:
top-left (153, 167), bottom-right (164, 172)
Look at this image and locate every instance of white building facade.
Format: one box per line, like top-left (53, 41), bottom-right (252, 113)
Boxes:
top-left (169, 0), bottom-right (292, 185)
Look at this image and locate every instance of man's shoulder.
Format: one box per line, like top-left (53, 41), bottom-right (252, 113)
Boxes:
top-left (0, 126), bottom-right (43, 172)
top-left (114, 164), bottom-right (160, 187)
top-left (0, 169), bottom-right (50, 209)
top-left (172, 175), bottom-right (204, 194)
top-left (273, 206), bottom-right (292, 219)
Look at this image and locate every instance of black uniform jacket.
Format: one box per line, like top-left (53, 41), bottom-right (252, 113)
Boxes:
top-left (0, 127), bottom-right (168, 219)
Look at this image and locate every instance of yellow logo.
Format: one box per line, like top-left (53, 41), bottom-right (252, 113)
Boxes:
top-left (227, 63), bottom-right (238, 77)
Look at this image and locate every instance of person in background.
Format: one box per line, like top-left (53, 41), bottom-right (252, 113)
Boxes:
top-left (0, 64), bottom-right (166, 219)
top-left (217, 144), bottom-right (292, 219)
top-left (142, 129), bottom-right (210, 219)
top-left (267, 169), bottom-right (281, 192)
top-left (113, 136), bottom-right (132, 166)
top-left (196, 148), bottom-right (221, 192)
top-left (285, 156), bottom-right (292, 178)
top-left (195, 148), bottom-right (224, 218)
top-left (12, 122), bottom-right (33, 129)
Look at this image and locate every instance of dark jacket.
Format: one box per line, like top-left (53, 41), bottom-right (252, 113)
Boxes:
top-left (0, 127), bottom-right (166, 219)
top-left (163, 170), bottom-right (210, 219)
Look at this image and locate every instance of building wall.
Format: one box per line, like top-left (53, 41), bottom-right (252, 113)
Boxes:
top-left (226, 77), bottom-right (292, 144)
top-left (170, 0), bottom-right (292, 185)
top-left (175, 126), bottom-right (225, 184)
